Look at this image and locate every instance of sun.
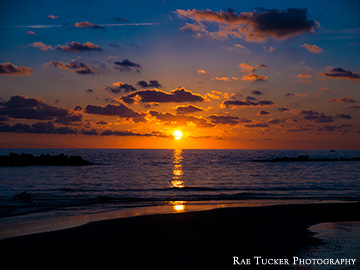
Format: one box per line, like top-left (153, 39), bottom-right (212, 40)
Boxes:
top-left (173, 130), bottom-right (183, 140)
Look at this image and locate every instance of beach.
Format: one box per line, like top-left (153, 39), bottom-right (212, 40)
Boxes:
top-left (1, 202), bottom-right (359, 269)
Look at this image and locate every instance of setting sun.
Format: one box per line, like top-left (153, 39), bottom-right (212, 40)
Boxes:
top-left (173, 130), bottom-right (183, 140)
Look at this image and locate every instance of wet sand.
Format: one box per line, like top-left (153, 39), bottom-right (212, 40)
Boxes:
top-left (1, 202), bottom-right (360, 269)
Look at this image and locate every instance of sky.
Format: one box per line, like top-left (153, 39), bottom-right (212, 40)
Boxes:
top-left (0, 0), bottom-right (360, 149)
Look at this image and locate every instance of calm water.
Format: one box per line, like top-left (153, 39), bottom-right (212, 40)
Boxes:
top-left (0, 149), bottom-right (360, 229)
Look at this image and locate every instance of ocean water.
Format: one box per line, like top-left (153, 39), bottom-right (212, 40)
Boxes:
top-left (1, 149), bottom-right (360, 238)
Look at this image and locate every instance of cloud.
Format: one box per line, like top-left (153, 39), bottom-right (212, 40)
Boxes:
top-left (0, 95), bottom-right (82, 124)
top-left (74, 21), bottom-right (105, 30)
top-left (251, 90), bottom-right (263, 95)
top-left (321, 67), bottom-right (360, 81)
top-left (47, 60), bottom-right (98, 75)
top-left (299, 43), bottom-right (323, 53)
top-left (150, 110), bottom-right (214, 127)
top-left (176, 7), bottom-right (316, 42)
top-left (48, 15), bottom-right (58, 19)
top-left (241, 73), bottom-right (268, 82)
top-left (278, 107), bottom-right (290, 112)
top-left (257, 110), bottom-right (271, 115)
top-left (197, 69), bottom-right (206, 74)
top-left (212, 76), bottom-right (231, 82)
top-left (239, 63), bottom-right (257, 73)
top-left (26, 31), bottom-right (37, 35)
top-left (244, 123), bottom-right (269, 128)
top-left (84, 103), bottom-right (145, 122)
top-left (56, 41), bottom-right (102, 52)
top-left (30, 40), bottom-right (103, 53)
top-left (222, 98), bottom-right (275, 107)
top-left (345, 105), bottom-right (360, 109)
top-left (137, 80), bottom-right (162, 88)
top-left (0, 121), bottom-right (78, 134)
top-left (121, 88), bottom-right (205, 104)
top-left (328, 96), bottom-right (356, 103)
top-left (104, 82), bottom-right (136, 93)
top-left (299, 110), bottom-right (334, 123)
top-left (208, 114), bottom-right (242, 125)
top-left (112, 59), bottom-right (141, 72)
top-left (297, 73), bottom-right (312, 78)
top-left (29, 41), bottom-right (53, 51)
top-left (0, 62), bottom-right (33, 76)
top-left (100, 129), bottom-right (169, 137)
top-left (175, 104), bottom-right (205, 114)
top-left (336, 114), bottom-right (352, 119)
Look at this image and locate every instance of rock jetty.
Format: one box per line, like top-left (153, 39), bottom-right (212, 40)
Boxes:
top-left (0, 153), bottom-right (93, 166)
top-left (256, 155), bottom-right (360, 162)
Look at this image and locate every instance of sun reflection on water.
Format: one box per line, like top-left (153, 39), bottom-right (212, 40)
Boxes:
top-left (171, 201), bottom-right (186, 212)
top-left (171, 149), bottom-right (184, 188)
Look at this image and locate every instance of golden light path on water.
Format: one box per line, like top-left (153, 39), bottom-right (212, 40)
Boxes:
top-left (171, 149), bottom-right (186, 212)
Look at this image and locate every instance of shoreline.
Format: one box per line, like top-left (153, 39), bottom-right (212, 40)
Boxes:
top-left (0, 199), bottom-right (350, 240)
top-left (1, 202), bottom-right (360, 269)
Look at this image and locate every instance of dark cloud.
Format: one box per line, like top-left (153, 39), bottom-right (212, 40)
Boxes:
top-left (244, 123), bottom-right (269, 128)
top-left (74, 21), bottom-right (105, 30)
top-left (113, 59), bottom-right (141, 72)
top-left (48, 60), bottom-right (98, 75)
top-left (137, 80), bottom-right (162, 88)
top-left (100, 129), bottom-right (169, 137)
top-left (278, 107), bottom-right (290, 112)
top-left (299, 110), bottom-right (334, 123)
top-left (84, 103), bottom-right (145, 122)
top-left (56, 41), bottom-right (102, 52)
top-left (257, 110), bottom-right (271, 115)
top-left (0, 62), bottom-right (33, 76)
top-left (80, 129), bottom-right (99, 135)
top-left (122, 88), bottom-right (205, 104)
top-left (104, 82), bottom-right (136, 94)
top-left (208, 114), bottom-right (241, 125)
top-left (150, 110), bottom-right (214, 127)
top-left (222, 98), bottom-right (275, 107)
top-left (176, 8), bottom-right (316, 42)
top-left (175, 104), bottom-right (205, 114)
top-left (251, 90), bottom-right (263, 95)
top-left (85, 89), bottom-right (94, 93)
top-left (336, 114), bottom-right (352, 119)
top-left (321, 67), bottom-right (360, 81)
top-left (0, 95), bottom-right (82, 124)
top-left (328, 96), bottom-right (356, 103)
top-left (0, 121), bottom-right (77, 134)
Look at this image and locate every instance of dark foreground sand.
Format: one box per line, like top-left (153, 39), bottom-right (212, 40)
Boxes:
top-left (1, 202), bottom-right (360, 269)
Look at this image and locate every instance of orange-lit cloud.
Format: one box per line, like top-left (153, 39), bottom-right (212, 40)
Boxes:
top-left (74, 21), bottom-right (104, 29)
top-left (297, 73), bottom-right (312, 78)
top-left (47, 60), bottom-right (99, 75)
top-left (212, 76), bottom-right (231, 82)
top-left (29, 41), bottom-right (53, 51)
top-left (241, 73), bottom-right (268, 82)
top-left (0, 62), bottom-right (33, 76)
top-left (299, 43), bottom-right (323, 53)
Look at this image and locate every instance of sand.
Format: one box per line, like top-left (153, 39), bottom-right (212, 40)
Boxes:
top-left (1, 202), bottom-right (360, 269)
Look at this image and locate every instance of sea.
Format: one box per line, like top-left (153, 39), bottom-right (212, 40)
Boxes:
top-left (1, 149), bottom-right (360, 239)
